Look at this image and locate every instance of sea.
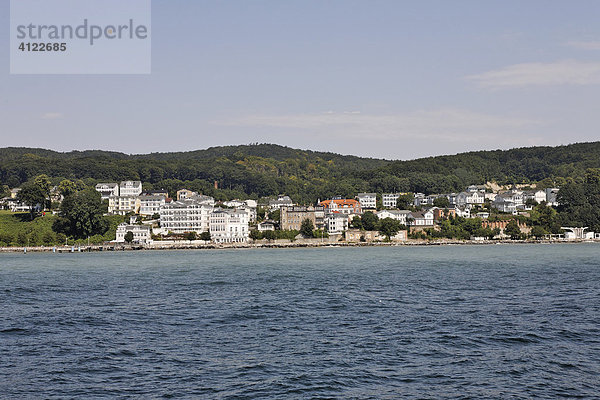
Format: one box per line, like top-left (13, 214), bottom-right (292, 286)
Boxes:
top-left (1, 244), bottom-right (599, 399)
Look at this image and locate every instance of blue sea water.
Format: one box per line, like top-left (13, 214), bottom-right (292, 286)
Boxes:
top-left (1, 244), bottom-right (599, 399)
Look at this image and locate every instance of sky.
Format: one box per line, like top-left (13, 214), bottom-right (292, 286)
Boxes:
top-left (1, 0), bottom-right (600, 160)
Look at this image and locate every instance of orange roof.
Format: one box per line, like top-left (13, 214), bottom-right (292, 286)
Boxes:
top-left (319, 199), bottom-right (360, 208)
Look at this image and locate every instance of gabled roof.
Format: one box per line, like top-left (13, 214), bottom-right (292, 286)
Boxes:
top-left (320, 199), bottom-right (360, 207)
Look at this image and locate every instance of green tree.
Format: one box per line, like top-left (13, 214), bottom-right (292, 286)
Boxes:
top-left (58, 179), bottom-right (78, 197)
top-left (200, 231), bottom-right (211, 241)
top-left (42, 231), bottom-right (56, 246)
top-left (350, 215), bottom-right (363, 229)
top-left (379, 217), bottom-right (401, 239)
top-left (184, 231), bottom-right (197, 241)
top-left (53, 188), bottom-right (109, 239)
top-left (300, 218), bottom-right (315, 238)
top-left (530, 225), bottom-right (547, 239)
top-left (269, 209), bottom-right (281, 223)
top-left (17, 182), bottom-right (47, 220)
top-left (504, 220), bottom-right (524, 240)
top-left (433, 197), bottom-right (450, 208)
top-left (361, 211), bottom-right (379, 231)
top-left (124, 231), bottom-right (134, 243)
top-left (263, 230), bottom-right (276, 241)
top-left (249, 230), bottom-right (262, 240)
top-left (396, 193), bottom-right (414, 209)
top-left (0, 185), bottom-right (9, 198)
top-left (256, 207), bottom-right (267, 222)
top-left (34, 174), bottom-right (52, 209)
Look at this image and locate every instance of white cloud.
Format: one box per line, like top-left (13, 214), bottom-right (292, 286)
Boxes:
top-left (41, 112), bottom-right (64, 120)
top-left (566, 41), bottom-right (600, 50)
top-left (467, 60), bottom-right (600, 88)
top-left (214, 109), bottom-right (542, 142)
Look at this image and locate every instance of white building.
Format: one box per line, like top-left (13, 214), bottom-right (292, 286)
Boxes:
top-left (376, 209), bottom-right (411, 225)
top-left (138, 195), bottom-right (167, 217)
top-left (546, 188), bottom-right (559, 206)
top-left (223, 199), bottom-right (245, 208)
top-left (523, 190), bottom-right (547, 204)
top-left (177, 189), bottom-right (196, 201)
top-left (467, 185), bottom-right (486, 192)
top-left (269, 195), bottom-right (294, 210)
top-left (409, 210), bottom-right (435, 226)
top-left (95, 183), bottom-right (119, 200)
top-left (493, 191), bottom-right (524, 213)
top-left (454, 206), bottom-right (471, 218)
top-left (382, 193), bottom-right (401, 208)
top-left (188, 194), bottom-right (215, 207)
top-left (210, 208), bottom-right (250, 243)
top-left (257, 221), bottom-right (276, 231)
top-left (115, 223), bottom-right (151, 244)
top-left (455, 191), bottom-right (485, 207)
top-left (244, 199), bottom-right (258, 208)
top-left (356, 193), bottom-right (377, 209)
top-left (159, 200), bottom-right (213, 234)
top-left (326, 212), bottom-right (349, 234)
top-left (119, 181), bottom-right (143, 197)
top-left (108, 195), bottom-right (139, 215)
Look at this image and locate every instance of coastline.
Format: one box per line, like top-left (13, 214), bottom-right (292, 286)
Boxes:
top-left (1, 239), bottom-right (598, 253)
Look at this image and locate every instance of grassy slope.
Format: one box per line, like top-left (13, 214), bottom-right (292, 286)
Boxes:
top-left (0, 211), bottom-right (125, 246)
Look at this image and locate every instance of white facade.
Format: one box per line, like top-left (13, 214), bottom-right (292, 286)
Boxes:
top-left (159, 200), bottom-right (213, 233)
top-left (257, 221), bottom-right (276, 231)
top-left (376, 210), bottom-right (411, 225)
top-left (244, 199), bottom-right (258, 208)
top-left (177, 189), bottom-right (197, 201)
top-left (119, 181), bottom-right (143, 197)
top-left (139, 195), bottom-right (166, 217)
top-left (108, 195), bottom-right (139, 215)
top-left (210, 209), bottom-right (250, 243)
top-left (455, 191), bottom-right (485, 207)
top-left (269, 195), bottom-right (294, 210)
top-left (95, 183), bottom-right (119, 200)
top-left (326, 213), bottom-right (349, 234)
top-left (223, 200), bottom-right (245, 208)
top-left (115, 223), bottom-right (151, 244)
top-left (454, 206), bottom-right (471, 218)
top-left (409, 210), bottom-right (435, 226)
top-left (523, 190), bottom-right (547, 204)
top-left (382, 193), bottom-right (400, 208)
top-left (546, 188), bottom-right (559, 206)
top-left (493, 191), bottom-right (524, 213)
top-left (356, 193), bottom-right (377, 209)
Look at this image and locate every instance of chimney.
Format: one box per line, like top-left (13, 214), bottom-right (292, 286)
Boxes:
top-left (214, 181), bottom-right (218, 189)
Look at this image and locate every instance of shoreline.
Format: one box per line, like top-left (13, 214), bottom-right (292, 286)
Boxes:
top-left (1, 239), bottom-right (598, 253)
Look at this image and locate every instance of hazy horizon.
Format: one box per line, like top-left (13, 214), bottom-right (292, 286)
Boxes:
top-left (3, 1), bottom-right (600, 159)
top-left (2, 139), bottom-right (597, 162)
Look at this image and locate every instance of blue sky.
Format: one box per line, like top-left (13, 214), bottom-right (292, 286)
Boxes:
top-left (2, 0), bottom-right (600, 159)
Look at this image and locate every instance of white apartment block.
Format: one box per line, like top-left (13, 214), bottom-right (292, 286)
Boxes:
top-left (326, 212), bottom-right (349, 234)
top-left (95, 183), bottom-right (119, 200)
top-left (119, 181), bottom-right (143, 197)
top-left (160, 200), bottom-right (213, 234)
top-left (356, 193), bottom-right (377, 209)
top-left (210, 208), bottom-right (250, 243)
top-left (382, 193), bottom-right (400, 208)
top-left (138, 195), bottom-right (166, 217)
top-left (108, 195), bottom-right (139, 215)
top-left (115, 223), bottom-right (151, 244)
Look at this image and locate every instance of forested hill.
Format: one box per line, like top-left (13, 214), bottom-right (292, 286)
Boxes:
top-left (1, 142), bottom-right (599, 203)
